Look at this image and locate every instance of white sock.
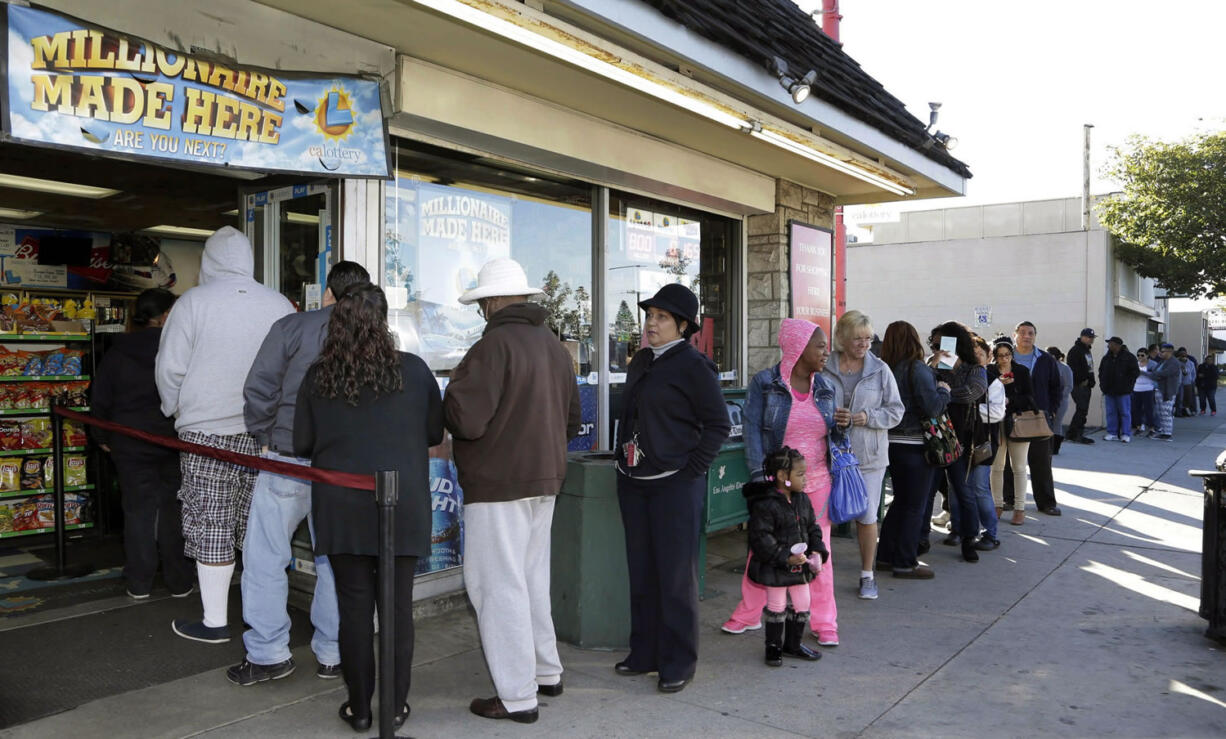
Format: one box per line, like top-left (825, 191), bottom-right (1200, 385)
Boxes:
top-left (861, 570), bottom-right (874, 580)
top-left (197, 562), bottom-right (235, 628)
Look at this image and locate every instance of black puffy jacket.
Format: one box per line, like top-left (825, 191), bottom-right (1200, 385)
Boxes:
top-left (745, 481), bottom-right (828, 587)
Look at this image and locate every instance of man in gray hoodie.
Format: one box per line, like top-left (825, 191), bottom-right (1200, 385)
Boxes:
top-left (226, 261), bottom-right (368, 685)
top-left (156, 227), bottom-right (294, 644)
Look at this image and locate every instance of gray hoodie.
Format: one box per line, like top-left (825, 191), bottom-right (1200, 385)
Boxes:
top-left (156, 227), bottom-right (294, 435)
top-left (821, 349), bottom-right (904, 470)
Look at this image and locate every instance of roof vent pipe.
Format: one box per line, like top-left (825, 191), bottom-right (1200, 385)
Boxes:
top-left (820, 0), bottom-right (841, 43)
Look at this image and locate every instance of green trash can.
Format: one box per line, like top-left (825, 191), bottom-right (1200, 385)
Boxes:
top-left (551, 452), bottom-right (629, 650)
top-left (698, 442), bottom-right (751, 596)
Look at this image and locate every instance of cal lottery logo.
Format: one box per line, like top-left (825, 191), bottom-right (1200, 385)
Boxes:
top-left (314, 87), bottom-right (355, 140)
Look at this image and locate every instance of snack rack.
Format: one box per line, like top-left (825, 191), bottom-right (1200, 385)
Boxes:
top-left (0, 288), bottom-right (103, 540)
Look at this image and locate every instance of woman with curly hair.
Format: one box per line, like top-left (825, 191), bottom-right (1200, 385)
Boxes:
top-left (294, 282), bottom-right (444, 732)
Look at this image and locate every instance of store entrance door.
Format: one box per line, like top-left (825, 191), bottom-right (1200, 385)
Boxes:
top-left (243, 183), bottom-right (337, 309)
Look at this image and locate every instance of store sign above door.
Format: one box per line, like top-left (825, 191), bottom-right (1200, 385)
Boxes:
top-left (1, 4), bottom-right (391, 178)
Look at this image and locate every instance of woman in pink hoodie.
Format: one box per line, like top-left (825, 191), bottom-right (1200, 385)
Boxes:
top-left (722, 319), bottom-right (842, 646)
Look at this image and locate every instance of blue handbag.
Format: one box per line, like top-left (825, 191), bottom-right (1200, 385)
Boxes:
top-left (828, 435), bottom-right (869, 524)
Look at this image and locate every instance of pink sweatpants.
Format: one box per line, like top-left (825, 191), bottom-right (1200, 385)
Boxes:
top-left (727, 514), bottom-right (836, 635)
top-left (765, 583), bottom-right (811, 612)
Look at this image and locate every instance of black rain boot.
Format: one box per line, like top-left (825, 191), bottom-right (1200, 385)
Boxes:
top-left (961, 540), bottom-right (980, 563)
top-left (782, 608), bottom-right (821, 661)
top-left (764, 609), bottom-right (785, 666)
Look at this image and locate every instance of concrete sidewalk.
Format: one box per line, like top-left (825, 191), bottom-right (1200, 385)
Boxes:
top-left (5, 416), bottom-right (1226, 738)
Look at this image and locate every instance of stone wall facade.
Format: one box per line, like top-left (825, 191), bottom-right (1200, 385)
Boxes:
top-left (745, 179), bottom-right (835, 375)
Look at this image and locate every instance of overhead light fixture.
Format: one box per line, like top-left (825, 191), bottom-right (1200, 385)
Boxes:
top-left (0, 173), bottom-right (118, 199)
top-left (410, 0), bottom-right (749, 129)
top-left (932, 131), bottom-right (957, 150)
top-left (143, 225), bottom-right (216, 238)
top-left (284, 211), bottom-right (320, 225)
top-left (770, 56), bottom-right (817, 104)
top-left (0, 207), bottom-right (41, 220)
top-left (927, 102), bottom-right (941, 132)
top-left (750, 127), bottom-right (914, 196)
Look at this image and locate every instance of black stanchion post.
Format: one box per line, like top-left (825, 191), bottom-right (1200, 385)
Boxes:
top-left (374, 469), bottom-right (399, 739)
top-left (28, 398), bottom-right (94, 581)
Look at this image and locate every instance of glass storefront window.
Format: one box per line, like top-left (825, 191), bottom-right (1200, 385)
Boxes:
top-left (382, 139), bottom-right (594, 574)
top-left (605, 192), bottom-right (739, 439)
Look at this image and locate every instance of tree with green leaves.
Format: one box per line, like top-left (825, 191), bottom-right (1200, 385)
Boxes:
top-left (613, 299), bottom-right (639, 341)
top-left (538, 270), bottom-right (573, 337)
top-left (1098, 131), bottom-right (1226, 298)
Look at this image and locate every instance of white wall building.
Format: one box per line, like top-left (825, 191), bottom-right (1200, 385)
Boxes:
top-left (848, 196), bottom-right (1166, 427)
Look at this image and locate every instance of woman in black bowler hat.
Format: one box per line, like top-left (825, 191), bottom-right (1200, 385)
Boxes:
top-left (612, 283), bottom-right (731, 693)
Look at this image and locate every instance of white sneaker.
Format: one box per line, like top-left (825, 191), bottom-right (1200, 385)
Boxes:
top-left (932, 511), bottom-right (950, 527)
top-left (1104, 434), bottom-right (1119, 441)
top-left (1121, 435), bottom-right (1131, 443)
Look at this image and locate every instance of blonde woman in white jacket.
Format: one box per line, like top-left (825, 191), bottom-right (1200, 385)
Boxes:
top-left (822, 311), bottom-right (904, 601)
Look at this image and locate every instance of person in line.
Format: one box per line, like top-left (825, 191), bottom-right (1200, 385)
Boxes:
top-left (820, 310), bottom-right (903, 601)
top-left (445, 258), bottom-right (581, 723)
top-left (93, 288), bottom-right (194, 600)
top-left (294, 283), bottom-right (443, 732)
top-left (615, 284), bottom-right (729, 693)
top-left (876, 321), bottom-right (949, 579)
top-left (968, 335), bottom-right (1005, 549)
top-left (1006, 322), bottom-right (1064, 517)
top-left (1045, 347), bottom-right (1073, 455)
top-left (156, 227), bottom-right (294, 643)
top-left (1098, 337), bottom-right (1140, 443)
top-left (989, 338), bottom-right (1033, 528)
top-left (1148, 344), bottom-right (1160, 361)
top-left (1177, 349), bottom-right (1197, 417)
top-left (1198, 355), bottom-right (1219, 417)
top-left (1151, 343), bottom-right (1183, 441)
top-left (228, 262), bottom-right (369, 687)
top-left (1132, 348), bottom-right (1158, 435)
top-left (744, 447), bottom-right (826, 666)
top-left (1065, 328), bottom-right (1097, 444)
top-left (927, 322), bottom-right (988, 562)
top-left (722, 319), bottom-right (838, 645)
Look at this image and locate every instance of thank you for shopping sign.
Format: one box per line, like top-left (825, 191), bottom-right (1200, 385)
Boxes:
top-left (2, 4), bottom-right (390, 177)
top-left (788, 221), bottom-right (834, 338)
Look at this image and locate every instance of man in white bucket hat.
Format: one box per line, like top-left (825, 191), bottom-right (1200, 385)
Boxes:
top-left (444, 258), bottom-right (581, 724)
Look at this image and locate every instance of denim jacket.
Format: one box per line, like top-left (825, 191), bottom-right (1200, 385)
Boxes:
top-left (743, 363), bottom-right (840, 482)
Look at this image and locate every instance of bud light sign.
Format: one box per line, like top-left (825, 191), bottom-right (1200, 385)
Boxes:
top-left (418, 454), bottom-right (464, 574)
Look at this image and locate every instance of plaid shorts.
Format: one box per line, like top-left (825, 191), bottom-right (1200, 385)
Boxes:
top-left (178, 431), bottom-right (260, 564)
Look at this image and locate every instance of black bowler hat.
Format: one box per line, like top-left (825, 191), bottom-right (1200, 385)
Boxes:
top-left (639, 283), bottom-right (699, 327)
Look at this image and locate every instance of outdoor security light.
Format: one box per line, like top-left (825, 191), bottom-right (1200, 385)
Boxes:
top-left (927, 102), bottom-right (941, 132)
top-left (932, 131), bottom-right (957, 150)
top-left (770, 56), bottom-right (816, 104)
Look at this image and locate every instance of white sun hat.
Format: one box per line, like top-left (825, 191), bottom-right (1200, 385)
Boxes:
top-left (457, 257), bottom-right (544, 305)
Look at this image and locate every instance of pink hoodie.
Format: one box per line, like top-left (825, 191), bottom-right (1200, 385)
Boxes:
top-left (779, 318), bottom-right (819, 388)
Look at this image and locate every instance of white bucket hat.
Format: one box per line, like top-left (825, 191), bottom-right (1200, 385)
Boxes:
top-left (457, 257), bottom-right (544, 305)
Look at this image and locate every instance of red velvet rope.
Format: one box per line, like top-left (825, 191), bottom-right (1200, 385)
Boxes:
top-left (54, 407), bottom-right (375, 491)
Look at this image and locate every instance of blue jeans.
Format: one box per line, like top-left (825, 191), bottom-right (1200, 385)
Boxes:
top-left (241, 452), bottom-right (340, 666)
top-left (1103, 394), bottom-right (1132, 437)
top-left (969, 463), bottom-right (996, 540)
top-left (942, 456), bottom-right (980, 542)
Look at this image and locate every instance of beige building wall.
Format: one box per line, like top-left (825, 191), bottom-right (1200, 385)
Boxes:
top-left (1168, 311), bottom-right (1209, 360)
top-left (849, 197), bottom-right (1162, 428)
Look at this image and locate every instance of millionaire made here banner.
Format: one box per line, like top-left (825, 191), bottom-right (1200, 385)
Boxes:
top-left (2, 4), bottom-right (390, 178)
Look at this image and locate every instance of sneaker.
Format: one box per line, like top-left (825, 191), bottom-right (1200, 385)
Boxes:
top-left (931, 511), bottom-right (950, 527)
top-left (816, 632), bottom-right (839, 647)
top-left (170, 584), bottom-right (196, 599)
top-left (316, 662), bottom-right (342, 679)
top-left (1201, 410), bottom-right (1207, 416)
top-left (1146, 429), bottom-right (1157, 438)
top-left (126, 588), bottom-right (151, 600)
top-left (720, 619), bottom-right (762, 634)
top-left (1156, 433), bottom-right (1172, 441)
top-left (1121, 435), bottom-right (1131, 443)
top-left (1104, 434), bottom-right (1119, 441)
top-left (892, 564), bottom-right (935, 579)
top-left (171, 618), bottom-right (231, 644)
top-left (226, 657), bottom-right (296, 686)
top-left (858, 576), bottom-right (879, 600)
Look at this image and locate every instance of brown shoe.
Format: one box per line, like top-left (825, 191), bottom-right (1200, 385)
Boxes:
top-left (470, 697), bottom-right (538, 723)
top-left (892, 564), bottom-right (935, 579)
top-left (1010, 510), bottom-right (1025, 526)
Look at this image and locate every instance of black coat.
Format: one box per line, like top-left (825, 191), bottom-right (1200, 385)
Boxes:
top-left (1099, 347), bottom-right (1140, 396)
top-left (988, 363), bottom-right (1036, 416)
top-left (1197, 362), bottom-right (1220, 391)
top-left (92, 327), bottom-right (178, 460)
top-left (1068, 341), bottom-right (1095, 389)
top-left (615, 343), bottom-right (730, 479)
top-left (744, 481), bottom-right (828, 587)
top-left (294, 352), bottom-right (444, 557)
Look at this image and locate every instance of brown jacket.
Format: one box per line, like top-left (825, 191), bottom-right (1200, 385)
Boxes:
top-left (443, 303), bottom-right (581, 503)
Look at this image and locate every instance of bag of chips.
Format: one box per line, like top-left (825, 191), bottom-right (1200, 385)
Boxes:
top-left (63, 420), bottom-right (87, 447)
top-left (0, 500), bottom-right (14, 533)
top-left (63, 455), bottom-right (87, 488)
top-left (20, 419), bottom-right (51, 450)
top-left (21, 456), bottom-right (45, 490)
top-left (22, 352), bottom-right (44, 376)
top-left (63, 350), bottom-right (83, 377)
top-left (0, 460), bottom-right (20, 491)
top-left (42, 351), bottom-right (65, 376)
top-left (63, 492), bottom-right (90, 525)
top-left (0, 421), bottom-right (21, 450)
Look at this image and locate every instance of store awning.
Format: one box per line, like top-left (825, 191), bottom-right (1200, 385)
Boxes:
top-left (254, 0), bottom-right (970, 208)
